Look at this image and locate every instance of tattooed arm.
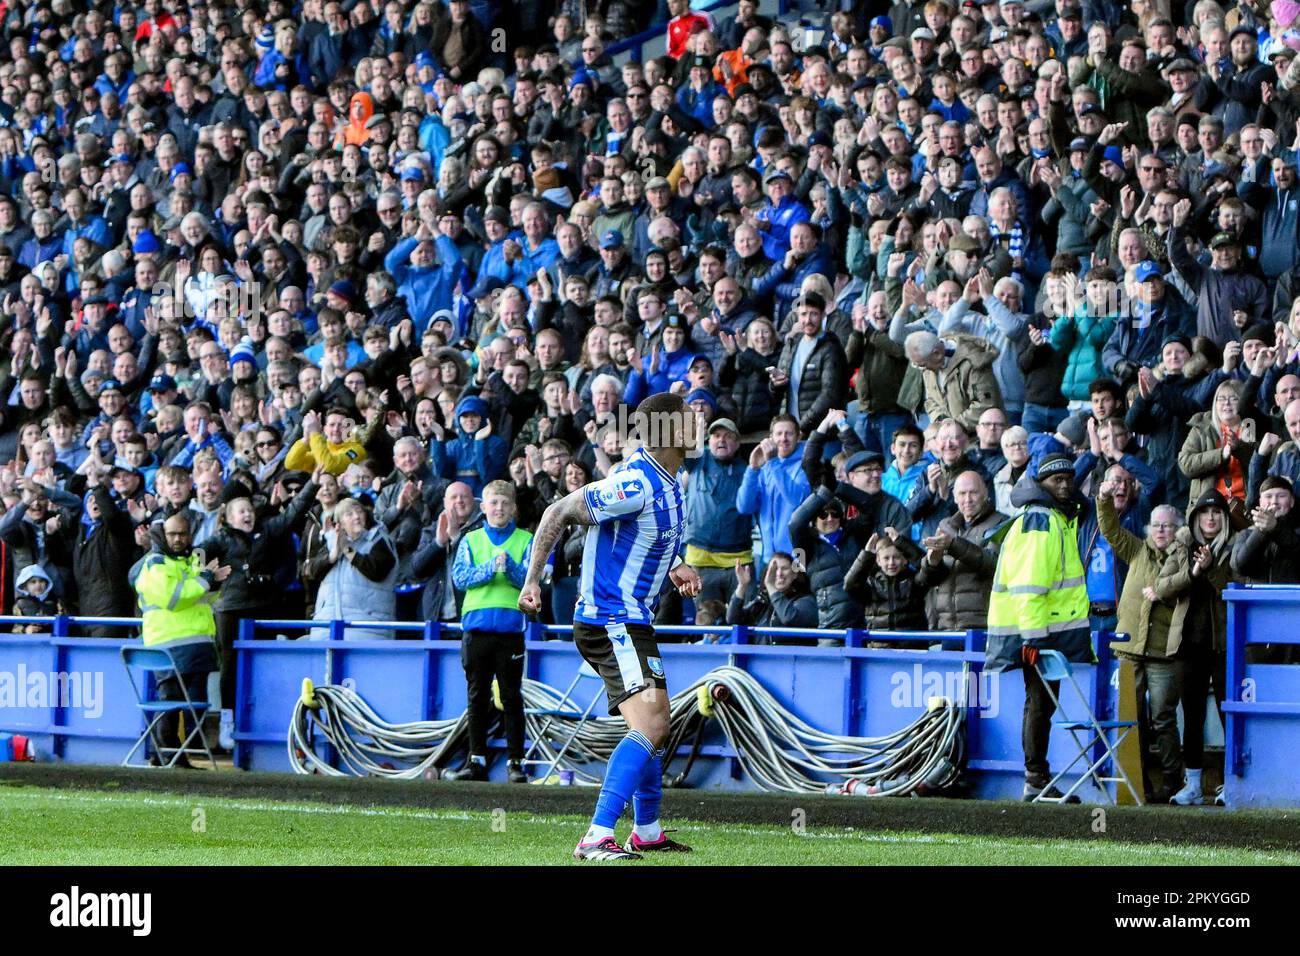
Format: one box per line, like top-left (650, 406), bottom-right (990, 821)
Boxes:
top-left (517, 489), bottom-right (594, 613)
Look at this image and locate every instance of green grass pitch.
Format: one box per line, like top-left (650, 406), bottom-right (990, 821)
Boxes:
top-left (1, 785), bottom-right (1295, 866)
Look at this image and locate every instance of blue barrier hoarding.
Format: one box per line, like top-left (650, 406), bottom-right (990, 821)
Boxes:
top-left (6, 601), bottom-right (1297, 805)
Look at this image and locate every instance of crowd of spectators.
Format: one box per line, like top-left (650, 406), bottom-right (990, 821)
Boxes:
top-left (4, 0), bottom-right (1300, 798)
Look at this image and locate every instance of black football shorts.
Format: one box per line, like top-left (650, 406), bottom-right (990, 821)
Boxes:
top-left (572, 621), bottom-right (667, 715)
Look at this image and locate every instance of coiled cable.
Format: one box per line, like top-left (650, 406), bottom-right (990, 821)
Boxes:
top-left (288, 665), bottom-right (969, 795)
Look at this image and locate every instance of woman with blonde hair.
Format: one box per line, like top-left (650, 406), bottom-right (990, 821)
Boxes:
top-left (566, 324), bottom-right (616, 399)
top-left (353, 58), bottom-right (374, 91)
top-left (1177, 378), bottom-right (1257, 515)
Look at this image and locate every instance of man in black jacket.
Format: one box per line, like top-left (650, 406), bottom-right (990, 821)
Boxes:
top-left (55, 474), bottom-right (140, 636)
top-left (1231, 475), bottom-right (1300, 584)
top-left (772, 292), bottom-right (848, 436)
top-left (1210, 26), bottom-right (1274, 136)
top-left (365, 272), bottom-right (412, 330)
top-left (1101, 260), bottom-right (1196, 385)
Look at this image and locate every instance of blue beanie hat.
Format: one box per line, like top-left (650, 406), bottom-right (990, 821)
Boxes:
top-left (229, 338), bottom-right (256, 367)
top-left (685, 388), bottom-right (718, 409)
top-left (133, 231), bottom-right (160, 255)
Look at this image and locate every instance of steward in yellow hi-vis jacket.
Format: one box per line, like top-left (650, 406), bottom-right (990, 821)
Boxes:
top-left (133, 512), bottom-right (232, 766)
top-left (986, 453), bottom-right (1093, 798)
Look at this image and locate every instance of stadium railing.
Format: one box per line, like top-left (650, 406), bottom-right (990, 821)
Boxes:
top-left (0, 614), bottom-right (1108, 801)
top-left (1, 595), bottom-right (1296, 805)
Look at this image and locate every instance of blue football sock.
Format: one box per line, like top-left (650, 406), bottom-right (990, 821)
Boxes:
top-left (632, 749), bottom-right (664, 827)
top-left (592, 730), bottom-right (655, 829)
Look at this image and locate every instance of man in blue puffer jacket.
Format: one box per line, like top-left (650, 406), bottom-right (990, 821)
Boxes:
top-left (773, 223), bottom-right (834, 321)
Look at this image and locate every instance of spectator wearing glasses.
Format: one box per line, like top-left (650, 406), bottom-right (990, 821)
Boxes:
top-left (788, 486), bottom-right (862, 636)
top-left (252, 427), bottom-right (289, 486)
top-left (1099, 488), bottom-right (1185, 803)
top-left (360, 193), bottom-right (405, 269)
top-left (972, 408), bottom-right (1009, 479)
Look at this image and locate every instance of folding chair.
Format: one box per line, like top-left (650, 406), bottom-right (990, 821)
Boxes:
top-left (120, 646), bottom-right (217, 770)
top-left (1032, 649), bottom-right (1141, 805)
top-left (523, 660), bottom-right (606, 784)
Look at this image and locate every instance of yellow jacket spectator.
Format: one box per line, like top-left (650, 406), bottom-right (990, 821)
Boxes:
top-left (284, 407), bottom-right (367, 476)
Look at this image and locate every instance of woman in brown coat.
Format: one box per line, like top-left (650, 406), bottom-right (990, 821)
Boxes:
top-left (1151, 490), bottom-right (1240, 806)
top-left (1177, 378), bottom-right (1257, 517)
top-left (1098, 488), bottom-right (1184, 802)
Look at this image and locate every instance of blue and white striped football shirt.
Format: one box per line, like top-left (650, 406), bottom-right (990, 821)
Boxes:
top-left (575, 447), bottom-right (685, 626)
